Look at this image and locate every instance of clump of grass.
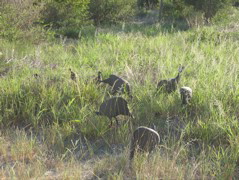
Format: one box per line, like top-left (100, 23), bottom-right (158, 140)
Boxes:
top-left (0, 129), bottom-right (47, 178)
top-left (0, 128), bottom-right (87, 179)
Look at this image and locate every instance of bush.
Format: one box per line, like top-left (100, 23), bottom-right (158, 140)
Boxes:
top-left (0, 0), bottom-right (47, 41)
top-left (137, 0), bottom-right (159, 9)
top-left (40, 0), bottom-right (90, 37)
top-left (89, 0), bottom-right (137, 25)
top-left (212, 6), bottom-right (239, 25)
top-left (161, 0), bottom-right (232, 27)
top-left (184, 0), bottom-right (232, 20)
top-left (160, 1), bottom-right (187, 19)
top-left (0, 0), bottom-right (90, 40)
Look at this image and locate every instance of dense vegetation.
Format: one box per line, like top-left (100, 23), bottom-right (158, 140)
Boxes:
top-left (1, 0), bottom-right (239, 179)
top-left (1, 0), bottom-right (238, 40)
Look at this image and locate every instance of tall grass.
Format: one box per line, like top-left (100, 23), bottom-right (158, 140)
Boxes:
top-left (1, 13), bottom-right (239, 178)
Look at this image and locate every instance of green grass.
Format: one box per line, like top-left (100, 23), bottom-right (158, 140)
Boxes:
top-left (1, 9), bottom-right (239, 178)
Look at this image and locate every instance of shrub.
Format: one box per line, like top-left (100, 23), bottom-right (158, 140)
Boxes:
top-left (89, 0), bottom-right (137, 25)
top-left (184, 0), bottom-right (232, 20)
top-left (161, 0), bottom-right (232, 27)
top-left (41, 0), bottom-right (90, 28)
top-left (137, 0), bottom-right (159, 9)
top-left (160, 1), bottom-right (186, 19)
top-left (40, 0), bottom-right (90, 38)
top-left (0, 0), bottom-right (47, 41)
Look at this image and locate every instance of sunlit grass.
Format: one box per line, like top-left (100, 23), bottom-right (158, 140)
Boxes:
top-left (1, 11), bottom-right (239, 178)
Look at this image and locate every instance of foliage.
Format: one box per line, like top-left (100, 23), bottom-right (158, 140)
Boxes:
top-left (137, 0), bottom-right (159, 9)
top-left (161, 0), bottom-right (232, 27)
top-left (160, 1), bottom-right (190, 19)
top-left (89, 0), bottom-right (137, 25)
top-left (41, 0), bottom-right (90, 28)
top-left (0, 0), bottom-right (48, 41)
top-left (184, 0), bottom-right (232, 20)
top-left (40, 0), bottom-right (90, 37)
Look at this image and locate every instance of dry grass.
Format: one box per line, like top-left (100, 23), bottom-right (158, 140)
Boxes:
top-left (0, 129), bottom-right (86, 179)
top-left (0, 128), bottom-right (214, 179)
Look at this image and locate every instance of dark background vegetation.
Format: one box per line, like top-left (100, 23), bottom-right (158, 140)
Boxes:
top-left (0, 0), bottom-right (238, 41)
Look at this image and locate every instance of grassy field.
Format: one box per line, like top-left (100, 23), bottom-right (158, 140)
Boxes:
top-left (1, 8), bottom-right (239, 179)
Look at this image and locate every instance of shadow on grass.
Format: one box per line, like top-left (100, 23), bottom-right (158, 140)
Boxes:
top-left (56, 18), bottom-right (190, 40)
